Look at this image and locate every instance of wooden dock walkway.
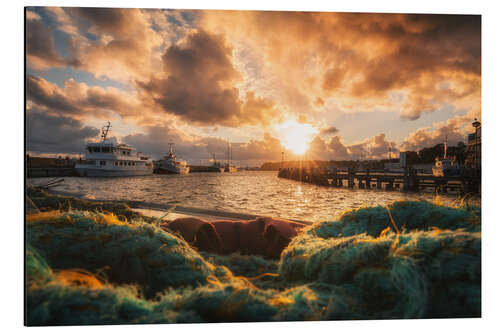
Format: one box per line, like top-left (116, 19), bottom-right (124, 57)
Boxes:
top-left (278, 167), bottom-right (481, 194)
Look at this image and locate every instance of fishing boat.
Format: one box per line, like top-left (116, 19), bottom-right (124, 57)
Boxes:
top-left (75, 122), bottom-right (154, 177)
top-left (154, 143), bottom-right (190, 174)
top-left (432, 137), bottom-right (460, 177)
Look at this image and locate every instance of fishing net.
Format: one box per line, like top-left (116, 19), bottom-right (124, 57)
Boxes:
top-left (25, 197), bottom-right (481, 325)
top-left (27, 210), bottom-right (215, 298)
top-left (279, 200), bottom-right (481, 318)
top-left (27, 187), bottom-right (147, 222)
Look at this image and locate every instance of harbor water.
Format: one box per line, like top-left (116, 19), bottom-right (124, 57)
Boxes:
top-left (28, 171), bottom-right (478, 223)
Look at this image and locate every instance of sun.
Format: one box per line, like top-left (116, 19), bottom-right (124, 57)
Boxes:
top-left (275, 120), bottom-right (317, 155)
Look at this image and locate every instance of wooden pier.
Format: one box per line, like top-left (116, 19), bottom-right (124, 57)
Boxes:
top-left (277, 167), bottom-right (481, 194)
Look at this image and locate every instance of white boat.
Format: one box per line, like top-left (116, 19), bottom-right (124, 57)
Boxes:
top-left (75, 122), bottom-right (154, 177)
top-left (432, 136), bottom-right (460, 177)
top-left (154, 143), bottom-right (190, 174)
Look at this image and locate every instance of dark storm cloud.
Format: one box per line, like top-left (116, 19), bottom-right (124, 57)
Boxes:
top-left (26, 108), bottom-right (99, 154)
top-left (343, 14), bottom-right (481, 119)
top-left (138, 29), bottom-right (278, 127)
top-left (26, 12), bottom-right (64, 68)
top-left (68, 7), bottom-right (131, 34)
top-left (27, 75), bottom-right (79, 114)
top-left (26, 75), bottom-right (142, 121)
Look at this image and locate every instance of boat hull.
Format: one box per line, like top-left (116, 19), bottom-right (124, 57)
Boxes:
top-left (155, 166), bottom-right (190, 175)
top-left (432, 167), bottom-right (460, 177)
top-left (205, 166), bottom-right (224, 172)
top-left (75, 165), bottom-right (153, 177)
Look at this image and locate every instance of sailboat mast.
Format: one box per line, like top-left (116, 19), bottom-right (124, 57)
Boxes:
top-left (444, 136), bottom-right (448, 159)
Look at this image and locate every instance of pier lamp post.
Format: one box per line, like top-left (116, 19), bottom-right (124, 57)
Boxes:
top-left (472, 118), bottom-right (481, 170)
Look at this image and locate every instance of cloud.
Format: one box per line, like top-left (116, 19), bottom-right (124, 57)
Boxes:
top-left (26, 75), bottom-right (153, 123)
top-left (26, 11), bottom-right (66, 69)
top-left (26, 108), bottom-right (99, 154)
top-left (319, 126), bottom-right (339, 136)
top-left (308, 132), bottom-right (398, 161)
top-left (28, 7), bottom-right (170, 82)
top-left (26, 10), bottom-right (41, 21)
top-left (24, 8), bottom-right (481, 163)
top-left (322, 66), bottom-right (348, 93)
top-left (400, 112), bottom-right (478, 151)
top-left (122, 122), bottom-right (288, 164)
top-left (137, 29), bottom-right (279, 127)
top-left (201, 11), bottom-right (481, 121)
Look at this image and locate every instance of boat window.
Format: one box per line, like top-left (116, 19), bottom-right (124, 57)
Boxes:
top-left (100, 161), bottom-right (106, 166)
top-left (114, 162), bottom-right (118, 166)
top-left (102, 147), bottom-right (110, 153)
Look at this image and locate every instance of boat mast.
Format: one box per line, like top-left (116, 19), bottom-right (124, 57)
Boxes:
top-left (444, 136), bottom-right (448, 159)
top-left (101, 121), bottom-right (111, 142)
top-left (168, 142), bottom-right (174, 155)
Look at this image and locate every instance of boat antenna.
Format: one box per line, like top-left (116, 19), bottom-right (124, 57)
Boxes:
top-left (227, 139), bottom-right (230, 165)
top-left (101, 121), bottom-right (111, 142)
top-left (168, 142), bottom-right (174, 155)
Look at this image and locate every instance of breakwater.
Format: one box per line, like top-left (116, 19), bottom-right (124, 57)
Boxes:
top-left (278, 167), bottom-right (481, 194)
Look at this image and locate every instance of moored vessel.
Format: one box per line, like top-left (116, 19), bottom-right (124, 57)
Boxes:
top-left (75, 122), bottom-right (153, 177)
top-left (432, 137), bottom-right (460, 177)
top-left (224, 140), bottom-right (237, 172)
top-left (209, 153), bottom-right (225, 172)
top-left (154, 143), bottom-right (190, 174)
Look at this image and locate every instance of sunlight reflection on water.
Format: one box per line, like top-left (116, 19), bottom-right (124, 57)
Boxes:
top-left (29, 171), bottom-right (479, 223)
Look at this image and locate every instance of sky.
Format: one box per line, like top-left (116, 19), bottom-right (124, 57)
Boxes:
top-left (25, 7), bottom-right (481, 166)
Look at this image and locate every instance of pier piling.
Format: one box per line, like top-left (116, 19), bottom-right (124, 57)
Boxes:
top-left (277, 165), bottom-right (480, 194)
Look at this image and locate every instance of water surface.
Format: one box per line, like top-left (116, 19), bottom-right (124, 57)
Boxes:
top-left (28, 171), bottom-right (476, 223)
